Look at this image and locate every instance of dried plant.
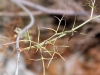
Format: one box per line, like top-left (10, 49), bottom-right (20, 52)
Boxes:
top-left (4, 0), bottom-right (99, 75)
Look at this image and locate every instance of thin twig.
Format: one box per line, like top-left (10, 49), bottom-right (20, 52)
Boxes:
top-left (13, 0), bottom-right (100, 23)
top-left (10, 0), bottom-right (34, 75)
top-left (90, 0), bottom-right (96, 18)
top-left (15, 0), bottom-right (88, 16)
top-left (0, 10), bottom-right (85, 17)
top-left (1, 0), bottom-right (100, 23)
top-left (0, 11), bottom-right (43, 17)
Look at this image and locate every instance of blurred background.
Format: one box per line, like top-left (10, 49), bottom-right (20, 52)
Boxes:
top-left (0, 0), bottom-right (100, 75)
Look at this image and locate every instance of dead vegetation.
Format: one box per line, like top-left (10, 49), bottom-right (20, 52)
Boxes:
top-left (0, 0), bottom-right (100, 75)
